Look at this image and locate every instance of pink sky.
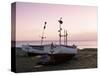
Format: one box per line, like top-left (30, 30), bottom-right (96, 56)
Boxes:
top-left (16, 2), bottom-right (97, 41)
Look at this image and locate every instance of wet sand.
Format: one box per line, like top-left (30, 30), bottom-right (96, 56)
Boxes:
top-left (15, 48), bottom-right (97, 73)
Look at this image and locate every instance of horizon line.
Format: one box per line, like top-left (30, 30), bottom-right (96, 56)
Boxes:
top-left (12, 39), bottom-right (97, 42)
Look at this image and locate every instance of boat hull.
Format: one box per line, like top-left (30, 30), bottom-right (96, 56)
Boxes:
top-left (22, 45), bottom-right (77, 55)
top-left (22, 45), bottom-right (77, 64)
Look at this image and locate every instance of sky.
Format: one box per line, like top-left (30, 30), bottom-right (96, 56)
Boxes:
top-left (15, 2), bottom-right (97, 41)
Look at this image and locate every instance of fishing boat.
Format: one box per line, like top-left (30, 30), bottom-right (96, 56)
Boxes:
top-left (22, 18), bottom-right (77, 63)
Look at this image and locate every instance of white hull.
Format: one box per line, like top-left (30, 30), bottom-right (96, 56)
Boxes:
top-left (22, 44), bottom-right (77, 55)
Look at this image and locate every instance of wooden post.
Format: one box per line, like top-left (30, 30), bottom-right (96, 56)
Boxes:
top-left (50, 42), bottom-right (55, 64)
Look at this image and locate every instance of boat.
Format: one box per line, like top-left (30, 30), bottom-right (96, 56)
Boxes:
top-left (22, 17), bottom-right (78, 63)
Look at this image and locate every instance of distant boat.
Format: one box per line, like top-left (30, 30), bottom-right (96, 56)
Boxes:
top-left (22, 18), bottom-right (78, 63)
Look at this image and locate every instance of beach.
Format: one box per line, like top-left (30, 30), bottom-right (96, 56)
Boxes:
top-left (15, 48), bottom-right (97, 73)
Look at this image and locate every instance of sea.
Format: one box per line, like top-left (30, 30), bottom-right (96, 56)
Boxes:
top-left (16, 40), bottom-right (97, 49)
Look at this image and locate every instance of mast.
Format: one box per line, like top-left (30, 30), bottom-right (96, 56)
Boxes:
top-left (64, 30), bottom-right (65, 45)
top-left (58, 17), bottom-right (63, 46)
top-left (58, 17), bottom-right (68, 46)
top-left (41, 21), bottom-right (47, 45)
top-left (63, 29), bottom-right (68, 46)
top-left (65, 30), bottom-right (68, 46)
